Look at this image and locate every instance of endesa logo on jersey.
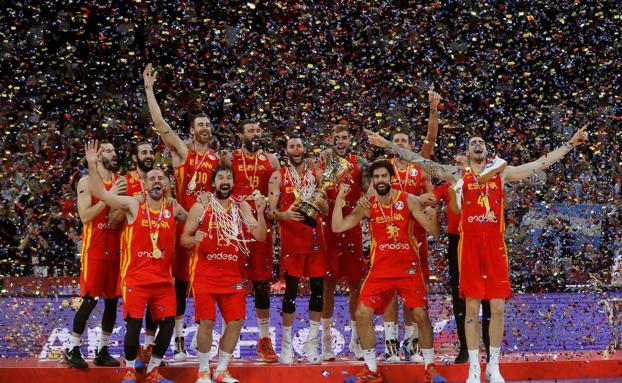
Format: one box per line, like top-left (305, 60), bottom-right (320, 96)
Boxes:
top-left (467, 214), bottom-right (499, 223)
top-left (137, 250), bottom-right (161, 258)
top-left (378, 242), bottom-right (410, 251)
top-left (206, 252), bottom-right (238, 261)
top-left (97, 222), bottom-right (113, 230)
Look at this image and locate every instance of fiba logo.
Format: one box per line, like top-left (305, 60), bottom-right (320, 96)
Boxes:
top-left (206, 253), bottom-right (238, 261)
top-left (467, 214), bottom-right (498, 223)
top-left (378, 242), bottom-right (410, 251)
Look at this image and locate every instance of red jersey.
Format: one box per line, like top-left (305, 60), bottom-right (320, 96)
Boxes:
top-left (174, 149), bottom-right (220, 211)
top-left (368, 191), bottom-right (421, 278)
top-left (120, 199), bottom-right (176, 288)
top-left (189, 201), bottom-right (245, 293)
top-left (432, 183), bottom-right (460, 235)
top-left (326, 153), bottom-right (363, 215)
top-left (231, 149), bottom-right (275, 198)
top-left (279, 166), bottom-right (326, 255)
top-left (81, 176), bottom-right (120, 262)
top-left (459, 171), bottom-right (505, 234)
top-left (390, 160), bottom-right (424, 196)
top-left (125, 171), bottom-right (145, 199)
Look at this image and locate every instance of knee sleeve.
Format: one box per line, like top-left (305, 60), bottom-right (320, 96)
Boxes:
top-left (253, 280), bottom-right (270, 310)
top-left (282, 274), bottom-right (299, 314)
top-left (72, 295), bottom-right (98, 335)
top-left (145, 307), bottom-right (158, 332)
top-left (152, 316), bottom-right (175, 358)
top-left (175, 279), bottom-right (189, 316)
top-left (309, 277), bottom-right (324, 313)
top-left (124, 317), bottom-right (142, 360)
top-left (101, 298), bottom-right (118, 333)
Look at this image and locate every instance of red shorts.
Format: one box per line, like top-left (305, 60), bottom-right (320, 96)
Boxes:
top-left (80, 257), bottom-right (120, 299)
top-left (360, 272), bottom-right (427, 315)
top-left (325, 225), bottom-right (367, 282)
top-left (174, 224), bottom-right (190, 282)
top-left (242, 229), bottom-right (274, 281)
top-left (194, 290), bottom-right (246, 322)
top-left (412, 227), bottom-right (429, 281)
top-left (458, 231), bottom-right (512, 299)
top-left (122, 283), bottom-right (176, 321)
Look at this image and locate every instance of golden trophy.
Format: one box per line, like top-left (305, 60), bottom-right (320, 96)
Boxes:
top-left (298, 155), bottom-right (353, 227)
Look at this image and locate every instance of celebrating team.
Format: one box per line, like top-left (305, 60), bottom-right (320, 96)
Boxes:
top-left (65, 64), bottom-right (588, 383)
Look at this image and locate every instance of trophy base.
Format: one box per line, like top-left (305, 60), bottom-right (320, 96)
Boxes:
top-left (298, 201), bottom-right (321, 228)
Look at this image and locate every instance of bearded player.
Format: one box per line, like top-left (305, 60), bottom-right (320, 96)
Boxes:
top-left (144, 64), bottom-right (220, 361)
top-left (267, 136), bottom-right (328, 364)
top-left (333, 160), bottom-right (445, 383)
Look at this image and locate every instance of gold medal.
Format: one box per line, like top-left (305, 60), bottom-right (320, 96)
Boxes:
top-left (150, 232), bottom-right (161, 258)
top-left (152, 247), bottom-right (162, 259)
top-left (188, 174), bottom-right (197, 191)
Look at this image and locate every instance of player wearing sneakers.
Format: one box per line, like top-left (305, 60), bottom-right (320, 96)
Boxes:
top-left (221, 120), bottom-right (280, 363)
top-left (181, 166), bottom-right (267, 383)
top-left (267, 137), bottom-right (328, 364)
top-left (85, 141), bottom-right (188, 383)
top-left (65, 141), bottom-right (124, 369)
top-left (332, 160), bottom-right (445, 383)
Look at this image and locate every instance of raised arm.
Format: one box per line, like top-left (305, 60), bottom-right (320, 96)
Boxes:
top-left (502, 127), bottom-right (588, 183)
top-left (331, 184), bottom-right (368, 233)
top-left (180, 202), bottom-right (204, 248)
top-left (366, 129), bottom-right (460, 184)
top-left (76, 176), bottom-right (106, 225)
top-left (241, 199), bottom-right (267, 241)
top-left (420, 87), bottom-right (441, 159)
top-left (85, 141), bottom-right (138, 217)
top-left (173, 199), bottom-right (188, 223)
top-left (143, 64), bottom-right (188, 167)
top-left (407, 194), bottom-right (440, 237)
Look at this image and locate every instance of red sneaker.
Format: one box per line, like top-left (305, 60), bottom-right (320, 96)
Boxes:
top-left (144, 366), bottom-right (174, 383)
top-left (256, 337), bottom-right (278, 363)
top-left (424, 363), bottom-right (447, 383)
top-left (343, 365), bottom-right (383, 383)
top-left (120, 367), bottom-right (137, 383)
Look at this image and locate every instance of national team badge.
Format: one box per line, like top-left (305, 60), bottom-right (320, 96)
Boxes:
top-left (208, 153), bottom-right (217, 161)
top-left (395, 201), bottom-right (404, 210)
top-left (163, 209), bottom-right (172, 219)
top-left (409, 168), bottom-right (418, 177)
top-left (259, 154), bottom-right (266, 161)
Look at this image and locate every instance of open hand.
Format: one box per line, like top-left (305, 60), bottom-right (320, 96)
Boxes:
top-left (84, 140), bottom-right (98, 164)
top-left (143, 63), bottom-right (157, 89)
top-left (569, 126), bottom-right (588, 147)
top-left (364, 129), bottom-right (390, 148)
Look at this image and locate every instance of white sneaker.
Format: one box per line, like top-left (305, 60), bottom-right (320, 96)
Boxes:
top-left (485, 363), bottom-right (505, 383)
top-left (304, 336), bottom-right (321, 364)
top-left (466, 363), bottom-right (481, 383)
top-left (321, 335), bottom-right (336, 361)
top-left (384, 339), bottom-right (400, 362)
top-left (190, 331), bottom-right (198, 354)
top-left (174, 336), bottom-right (189, 362)
top-left (212, 370), bottom-right (239, 383)
top-left (279, 340), bottom-right (293, 364)
top-left (196, 369), bottom-right (212, 383)
top-left (348, 337), bottom-right (363, 360)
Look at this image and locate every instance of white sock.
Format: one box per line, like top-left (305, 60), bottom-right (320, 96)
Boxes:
top-left (198, 351), bottom-right (210, 372)
top-left (468, 349), bottom-right (479, 368)
top-left (362, 348), bottom-right (377, 372)
top-left (308, 320), bottom-right (320, 340)
top-left (216, 350), bottom-right (232, 372)
top-left (321, 318), bottom-right (331, 337)
top-left (393, 324), bottom-right (399, 340)
top-left (99, 333), bottom-right (110, 348)
top-left (125, 359), bottom-right (135, 368)
top-left (350, 320), bottom-right (358, 341)
top-left (412, 324), bottom-right (419, 339)
top-left (384, 322), bottom-right (396, 341)
top-left (175, 319), bottom-right (184, 338)
top-left (147, 356), bottom-right (161, 373)
top-left (404, 325), bottom-right (414, 339)
top-left (70, 334), bottom-right (80, 348)
top-left (144, 333), bottom-right (154, 347)
top-left (283, 326), bottom-right (292, 345)
top-left (489, 346), bottom-right (501, 364)
top-left (422, 348), bottom-right (434, 368)
top-left (258, 317), bottom-right (270, 338)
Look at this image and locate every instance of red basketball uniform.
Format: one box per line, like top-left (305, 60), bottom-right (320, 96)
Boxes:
top-left (79, 176), bottom-right (120, 299)
top-left (324, 154), bottom-right (366, 281)
top-left (120, 199), bottom-right (177, 320)
top-left (173, 149), bottom-right (220, 282)
top-left (390, 159), bottom-right (430, 281)
top-left (360, 191), bottom-right (427, 314)
top-left (189, 201), bottom-right (247, 322)
top-left (125, 171), bottom-right (145, 199)
top-left (432, 183), bottom-right (460, 235)
top-left (231, 149), bottom-right (275, 281)
top-left (458, 171), bottom-right (511, 299)
top-left (278, 166), bottom-right (327, 278)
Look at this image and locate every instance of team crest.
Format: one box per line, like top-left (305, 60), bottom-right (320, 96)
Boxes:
top-left (395, 201), bottom-right (404, 210)
top-left (208, 153), bottom-right (217, 161)
top-left (163, 209), bottom-right (172, 219)
top-left (409, 168), bottom-right (418, 177)
top-left (258, 154), bottom-right (266, 161)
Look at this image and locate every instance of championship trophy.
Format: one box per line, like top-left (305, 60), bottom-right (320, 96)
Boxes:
top-left (298, 154), bottom-right (353, 227)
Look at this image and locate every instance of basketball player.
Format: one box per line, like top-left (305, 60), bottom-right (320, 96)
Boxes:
top-left (85, 140), bottom-right (187, 383)
top-left (267, 136), bottom-right (328, 364)
top-left (144, 64), bottom-right (220, 361)
top-left (333, 160), bottom-right (445, 383)
top-left (366, 127), bottom-right (588, 383)
top-left (64, 141), bottom-right (125, 369)
top-left (221, 120), bottom-right (280, 363)
top-left (319, 124), bottom-right (369, 361)
top-left (181, 165), bottom-right (267, 383)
